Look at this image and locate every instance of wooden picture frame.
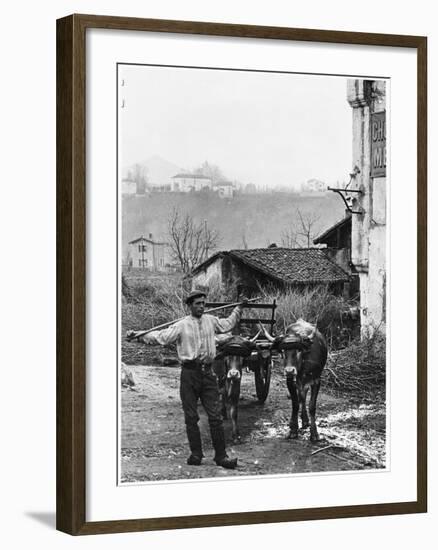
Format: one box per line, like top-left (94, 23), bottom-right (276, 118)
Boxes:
top-left (57, 13), bottom-right (427, 535)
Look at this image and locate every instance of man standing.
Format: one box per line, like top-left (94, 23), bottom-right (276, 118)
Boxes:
top-left (129, 290), bottom-right (243, 469)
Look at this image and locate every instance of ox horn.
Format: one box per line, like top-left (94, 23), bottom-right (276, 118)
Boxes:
top-left (249, 329), bottom-right (262, 343)
top-left (258, 322), bottom-right (275, 343)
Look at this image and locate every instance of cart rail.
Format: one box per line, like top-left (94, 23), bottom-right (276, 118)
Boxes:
top-left (206, 299), bottom-right (277, 335)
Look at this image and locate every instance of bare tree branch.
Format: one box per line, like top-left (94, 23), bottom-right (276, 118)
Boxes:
top-left (167, 208), bottom-right (220, 274)
top-left (296, 208), bottom-right (321, 247)
top-left (280, 208), bottom-right (321, 248)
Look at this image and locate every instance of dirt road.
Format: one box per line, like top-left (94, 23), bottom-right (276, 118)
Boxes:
top-left (121, 365), bottom-right (386, 483)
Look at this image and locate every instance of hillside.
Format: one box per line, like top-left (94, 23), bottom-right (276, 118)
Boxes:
top-left (123, 155), bottom-right (182, 186)
top-left (122, 191), bottom-right (345, 260)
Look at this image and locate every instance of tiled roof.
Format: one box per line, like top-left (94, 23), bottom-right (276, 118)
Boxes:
top-left (228, 248), bottom-right (349, 284)
top-left (129, 236), bottom-right (167, 245)
top-left (171, 173), bottom-right (211, 179)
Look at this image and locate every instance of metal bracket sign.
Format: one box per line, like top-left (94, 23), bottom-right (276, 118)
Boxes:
top-left (371, 110), bottom-right (386, 177)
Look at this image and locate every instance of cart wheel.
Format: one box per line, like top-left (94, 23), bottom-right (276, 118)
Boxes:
top-left (254, 356), bottom-right (272, 403)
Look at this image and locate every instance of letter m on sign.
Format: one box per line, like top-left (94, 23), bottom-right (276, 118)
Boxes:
top-left (371, 111), bottom-right (386, 178)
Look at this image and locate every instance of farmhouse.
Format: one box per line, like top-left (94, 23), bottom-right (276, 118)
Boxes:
top-left (170, 173), bottom-right (212, 192)
top-left (213, 180), bottom-right (234, 199)
top-left (127, 233), bottom-right (172, 271)
top-left (191, 247), bottom-right (350, 297)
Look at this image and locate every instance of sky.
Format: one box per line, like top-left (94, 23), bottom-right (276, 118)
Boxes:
top-left (119, 64), bottom-right (353, 190)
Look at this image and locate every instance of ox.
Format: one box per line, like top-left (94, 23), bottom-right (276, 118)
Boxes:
top-left (261, 319), bottom-right (327, 441)
top-left (213, 332), bottom-right (261, 443)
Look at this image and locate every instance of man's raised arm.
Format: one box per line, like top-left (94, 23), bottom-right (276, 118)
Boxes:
top-left (214, 305), bottom-right (243, 334)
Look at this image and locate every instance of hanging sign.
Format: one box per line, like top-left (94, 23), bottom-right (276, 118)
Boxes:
top-left (371, 111), bottom-right (386, 177)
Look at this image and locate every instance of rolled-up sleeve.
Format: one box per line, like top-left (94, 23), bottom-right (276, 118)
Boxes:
top-left (214, 307), bottom-right (242, 334)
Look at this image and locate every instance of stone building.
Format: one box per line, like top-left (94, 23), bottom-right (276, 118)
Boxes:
top-left (191, 247), bottom-right (350, 298)
top-left (127, 233), bottom-right (172, 271)
top-left (347, 79), bottom-right (387, 333)
top-left (313, 214), bottom-right (359, 299)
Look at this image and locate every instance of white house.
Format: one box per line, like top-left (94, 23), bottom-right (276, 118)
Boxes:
top-left (170, 173), bottom-right (212, 192)
top-left (121, 178), bottom-right (137, 195)
top-left (301, 178), bottom-right (327, 193)
top-left (214, 180), bottom-right (234, 198)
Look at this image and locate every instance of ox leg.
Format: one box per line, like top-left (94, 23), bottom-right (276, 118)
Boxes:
top-left (299, 386), bottom-right (310, 430)
top-left (286, 379), bottom-right (299, 439)
top-left (228, 379), bottom-right (241, 443)
top-left (309, 380), bottom-right (321, 442)
top-left (218, 378), bottom-right (227, 420)
top-left (213, 359), bottom-right (227, 419)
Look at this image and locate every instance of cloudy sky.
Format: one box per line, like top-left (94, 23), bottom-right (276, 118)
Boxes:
top-left (119, 64), bottom-right (353, 189)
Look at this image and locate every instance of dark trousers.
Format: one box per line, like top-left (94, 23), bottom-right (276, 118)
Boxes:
top-left (180, 367), bottom-right (227, 461)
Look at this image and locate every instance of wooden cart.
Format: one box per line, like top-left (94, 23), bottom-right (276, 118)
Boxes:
top-left (206, 299), bottom-right (277, 403)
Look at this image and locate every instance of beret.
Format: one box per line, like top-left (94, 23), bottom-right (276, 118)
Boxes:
top-left (185, 290), bottom-right (207, 305)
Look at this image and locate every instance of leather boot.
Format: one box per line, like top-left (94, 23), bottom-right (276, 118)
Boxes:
top-left (186, 423), bottom-right (203, 460)
top-left (215, 455), bottom-right (238, 469)
top-left (210, 426), bottom-right (237, 468)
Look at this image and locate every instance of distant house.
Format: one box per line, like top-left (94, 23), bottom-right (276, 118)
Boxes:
top-left (121, 178), bottom-right (137, 195)
top-left (171, 173), bottom-right (212, 192)
top-left (191, 247), bottom-right (350, 297)
top-left (301, 178), bottom-right (327, 194)
top-left (127, 234), bottom-right (172, 271)
top-left (213, 180), bottom-right (234, 198)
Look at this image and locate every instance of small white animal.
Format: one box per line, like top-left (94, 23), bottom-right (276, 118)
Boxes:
top-left (121, 362), bottom-right (136, 390)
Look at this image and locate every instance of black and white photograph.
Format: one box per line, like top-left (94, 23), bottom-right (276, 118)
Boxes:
top-left (119, 64), bottom-right (387, 483)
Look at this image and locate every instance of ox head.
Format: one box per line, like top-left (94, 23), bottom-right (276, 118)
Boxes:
top-left (259, 320), bottom-right (316, 382)
top-left (216, 331), bottom-right (261, 381)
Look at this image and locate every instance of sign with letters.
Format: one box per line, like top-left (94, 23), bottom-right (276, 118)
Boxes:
top-left (371, 110), bottom-right (386, 177)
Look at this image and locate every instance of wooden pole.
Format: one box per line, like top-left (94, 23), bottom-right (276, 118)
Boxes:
top-left (126, 297), bottom-right (261, 341)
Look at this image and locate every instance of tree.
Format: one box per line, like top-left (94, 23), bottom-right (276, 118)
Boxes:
top-left (131, 163), bottom-right (148, 194)
top-left (281, 208), bottom-right (321, 248)
top-left (281, 226), bottom-right (300, 248)
top-left (167, 208), bottom-right (220, 273)
top-left (193, 161), bottom-right (226, 184)
top-left (296, 208), bottom-right (321, 247)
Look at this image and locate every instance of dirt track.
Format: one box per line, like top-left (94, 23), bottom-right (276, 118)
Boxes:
top-left (121, 364), bottom-right (386, 483)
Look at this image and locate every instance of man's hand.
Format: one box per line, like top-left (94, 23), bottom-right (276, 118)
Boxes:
top-left (126, 330), bottom-right (145, 342)
top-left (126, 330), bottom-right (138, 341)
top-left (238, 295), bottom-right (249, 308)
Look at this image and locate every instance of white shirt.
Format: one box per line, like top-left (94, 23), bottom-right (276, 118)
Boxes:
top-left (143, 307), bottom-right (242, 362)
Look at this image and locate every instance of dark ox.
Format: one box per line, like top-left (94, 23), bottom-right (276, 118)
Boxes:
top-left (213, 332), bottom-right (260, 443)
top-left (262, 319), bottom-right (327, 441)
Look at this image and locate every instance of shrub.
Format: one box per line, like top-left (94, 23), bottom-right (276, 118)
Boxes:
top-left (256, 286), bottom-right (359, 348)
top-left (323, 330), bottom-right (386, 399)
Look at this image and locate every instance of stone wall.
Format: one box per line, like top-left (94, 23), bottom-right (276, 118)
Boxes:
top-left (347, 80), bottom-right (386, 333)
